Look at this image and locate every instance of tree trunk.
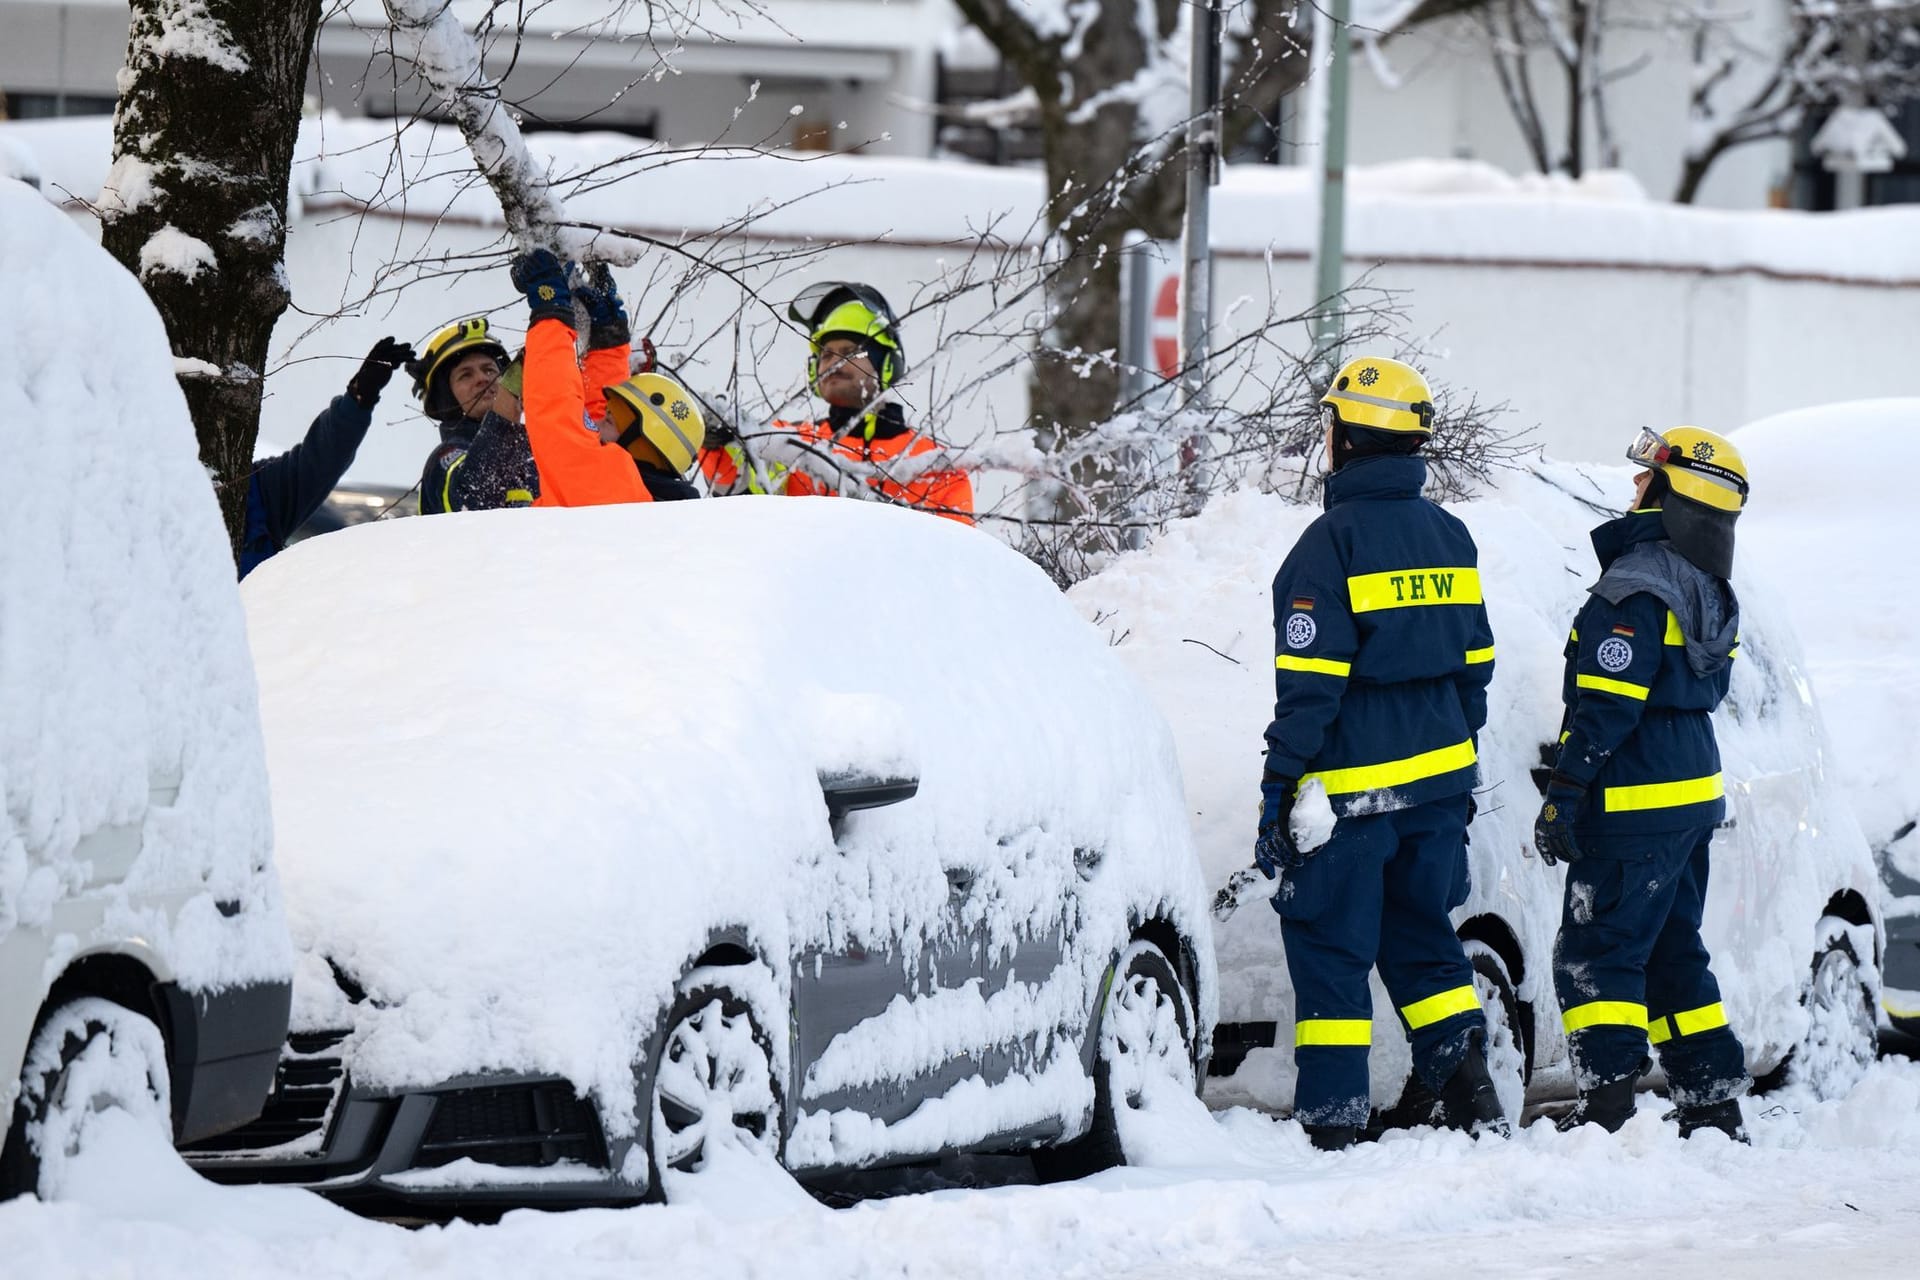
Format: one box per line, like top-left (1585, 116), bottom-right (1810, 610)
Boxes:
top-left (100, 0), bottom-right (324, 564)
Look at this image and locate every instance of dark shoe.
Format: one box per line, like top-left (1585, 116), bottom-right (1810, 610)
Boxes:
top-left (1674, 1098), bottom-right (1750, 1143)
top-left (1304, 1123), bottom-right (1357, 1152)
top-left (1556, 1076), bottom-right (1638, 1133)
top-left (1438, 1036), bottom-right (1512, 1138)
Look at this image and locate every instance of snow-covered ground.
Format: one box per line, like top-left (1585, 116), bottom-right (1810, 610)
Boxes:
top-left (5, 1060), bottom-right (1920, 1278)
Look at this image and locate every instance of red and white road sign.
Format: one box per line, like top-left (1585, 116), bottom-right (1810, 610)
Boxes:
top-left (1151, 273), bottom-right (1182, 381)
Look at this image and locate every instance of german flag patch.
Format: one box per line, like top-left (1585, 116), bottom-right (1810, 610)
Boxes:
top-left (1291, 596), bottom-right (1315, 611)
top-left (1611, 624), bottom-right (1636, 638)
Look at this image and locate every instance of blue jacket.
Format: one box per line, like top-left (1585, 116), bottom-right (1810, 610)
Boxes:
top-left (1552, 511), bottom-right (1739, 839)
top-left (1263, 455), bottom-right (1494, 816)
top-left (240, 393), bottom-right (372, 578)
top-left (419, 413), bottom-right (539, 514)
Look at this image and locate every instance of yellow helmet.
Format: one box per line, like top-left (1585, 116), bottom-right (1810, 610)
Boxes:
top-left (1625, 426), bottom-right (1748, 514)
top-left (408, 317), bottom-right (508, 420)
top-left (603, 372), bottom-right (707, 475)
top-left (1319, 356), bottom-right (1436, 438)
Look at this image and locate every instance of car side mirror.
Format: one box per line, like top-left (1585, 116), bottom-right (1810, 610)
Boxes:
top-left (819, 771), bottom-right (920, 823)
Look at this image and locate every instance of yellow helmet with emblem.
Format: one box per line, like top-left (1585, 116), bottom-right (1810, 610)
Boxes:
top-left (407, 317), bottom-right (509, 421)
top-left (1320, 356), bottom-right (1436, 438)
top-left (1625, 425), bottom-right (1750, 577)
top-left (603, 372), bottom-right (707, 475)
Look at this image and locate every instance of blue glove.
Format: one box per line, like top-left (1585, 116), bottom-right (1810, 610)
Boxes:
top-left (574, 262), bottom-right (630, 350)
top-left (511, 248), bottom-right (574, 326)
top-left (1253, 772), bottom-right (1301, 877)
top-left (1534, 773), bottom-right (1587, 866)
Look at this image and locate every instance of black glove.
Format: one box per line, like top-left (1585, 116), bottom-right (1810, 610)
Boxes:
top-left (346, 335), bottom-right (415, 409)
top-left (1534, 773), bottom-right (1587, 867)
top-left (573, 262), bottom-right (630, 350)
top-left (1253, 772), bottom-right (1301, 877)
top-left (511, 248), bottom-right (574, 326)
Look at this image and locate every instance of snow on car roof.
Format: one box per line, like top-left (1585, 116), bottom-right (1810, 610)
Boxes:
top-left (243, 497), bottom-right (1208, 1119)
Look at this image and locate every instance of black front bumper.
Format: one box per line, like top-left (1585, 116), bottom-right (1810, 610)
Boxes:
top-left (155, 978), bottom-right (294, 1145)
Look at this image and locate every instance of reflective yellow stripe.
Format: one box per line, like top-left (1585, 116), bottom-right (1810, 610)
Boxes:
top-left (1401, 985), bottom-right (1480, 1031)
top-left (1729, 642), bottom-right (1740, 660)
top-left (1305, 739), bottom-right (1477, 797)
top-left (1562, 1000), bottom-right (1647, 1034)
top-left (1664, 612), bottom-right (1684, 645)
top-left (1648, 1015), bottom-right (1673, 1045)
top-left (1576, 673), bottom-right (1651, 700)
top-left (1558, 729), bottom-right (1570, 744)
top-left (440, 453), bottom-right (463, 512)
top-left (1569, 628), bottom-right (1579, 642)
top-left (1347, 567), bottom-right (1482, 612)
top-left (505, 488), bottom-right (533, 505)
top-left (1671, 1002), bottom-right (1728, 1037)
top-left (1603, 773), bottom-right (1724, 813)
top-left (1276, 654), bottom-right (1353, 678)
top-left (1296, 1018), bottom-right (1373, 1047)
top-left (1464, 646), bottom-right (1495, 665)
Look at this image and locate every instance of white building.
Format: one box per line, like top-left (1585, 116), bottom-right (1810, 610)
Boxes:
top-left (3, 0), bottom-right (1912, 209)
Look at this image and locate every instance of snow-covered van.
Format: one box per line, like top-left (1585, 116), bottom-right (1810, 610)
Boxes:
top-left (188, 497), bottom-right (1215, 1212)
top-left (0, 181), bottom-right (293, 1198)
top-left (1073, 459), bottom-right (1883, 1122)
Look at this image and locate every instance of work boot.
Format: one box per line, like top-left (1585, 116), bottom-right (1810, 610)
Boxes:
top-left (1303, 1123), bottom-right (1357, 1152)
top-left (1673, 1098), bottom-right (1750, 1144)
top-left (1437, 1035), bottom-right (1512, 1138)
top-left (1556, 1076), bottom-right (1638, 1133)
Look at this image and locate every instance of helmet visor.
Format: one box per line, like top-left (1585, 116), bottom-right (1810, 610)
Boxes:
top-left (788, 281), bottom-right (900, 332)
top-left (1625, 426), bottom-right (1672, 469)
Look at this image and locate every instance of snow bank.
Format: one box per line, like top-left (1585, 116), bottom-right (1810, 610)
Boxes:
top-left (7, 1052), bottom-right (1920, 1279)
top-left (0, 179), bottom-right (287, 989)
top-left (1070, 458), bottom-right (1877, 1111)
top-left (243, 497), bottom-right (1212, 1158)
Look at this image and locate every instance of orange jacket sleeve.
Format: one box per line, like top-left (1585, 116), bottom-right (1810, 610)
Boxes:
top-left (913, 466), bottom-right (975, 525)
top-left (524, 318), bottom-right (648, 508)
top-left (581, 342), bottom-right (629, 425)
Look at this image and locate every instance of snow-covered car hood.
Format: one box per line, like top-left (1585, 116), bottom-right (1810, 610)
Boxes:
top-left (245, 499), bottom-right (1213, 1120)
top-left (1072, 460), bottom-right (1878, 1106)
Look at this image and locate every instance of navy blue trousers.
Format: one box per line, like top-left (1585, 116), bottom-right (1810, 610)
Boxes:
top-left (1553, 825), bottom-right (1749, 1106)
top-left (1275, 794), bottom-right (1485, 1127)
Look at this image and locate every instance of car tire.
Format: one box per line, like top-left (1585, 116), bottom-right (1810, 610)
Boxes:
top-left (1464, 942), bottom-right (1530, 1124)
top-left (0, 997), bottom-right (173, 1202)
top-left (1754, 915), bottom-right (1877, 1100)
top-left (645, 979), bottom-right (783, 1199)
top-left (1033, 939), bottom-right (1197, 1182)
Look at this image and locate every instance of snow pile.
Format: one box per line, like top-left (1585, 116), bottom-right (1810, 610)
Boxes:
top-left (0, 179), bottom-right (287, 990)
top-left (7, 1052), bottom-right (1920, 1278)
top-left (1070, 458), bottom-right (1877, 1112)
top-left (243, 496), bottom-right (1212, 1167)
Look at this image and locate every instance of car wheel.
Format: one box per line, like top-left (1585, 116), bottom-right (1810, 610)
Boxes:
top-left (1754, 916), bottom-right (1877, 1100)
top-left (1464, 942), bottom-right (1530, 1125)
top-left (645, 980), bottom-right (783, 1196)
top-left (1033, 940), bottom-right (1197, 1182)
top-left (0, 997), bottom-right (173, 1201)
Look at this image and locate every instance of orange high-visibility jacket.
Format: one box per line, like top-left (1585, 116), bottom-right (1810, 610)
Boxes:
top-left (523, 318), bottom-right (651, 507)
top-left (699, 417), bottom-right (973, 525)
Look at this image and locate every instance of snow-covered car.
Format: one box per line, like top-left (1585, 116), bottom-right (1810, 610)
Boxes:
top-left (1071, 459), bottom-right (1883, 1124)
top-left (0, 182), bottom-right (293, 1200)
top-left (187, 499), bottom-right (1215, 1212)
top-left (1731, 399), bottom-right (1920, 1044)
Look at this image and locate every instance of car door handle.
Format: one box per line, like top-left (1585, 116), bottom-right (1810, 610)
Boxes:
top-left (946, 868), bottom-right (974, 898)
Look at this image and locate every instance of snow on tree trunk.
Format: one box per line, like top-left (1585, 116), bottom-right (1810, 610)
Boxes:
top-left (99, 0), bottom-right (323, 563)
top-left (381, 0), bottom-right (638, 265)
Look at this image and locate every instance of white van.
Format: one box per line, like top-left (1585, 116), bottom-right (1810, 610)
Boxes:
top-left (0, 179), bottom-right (293, 1198)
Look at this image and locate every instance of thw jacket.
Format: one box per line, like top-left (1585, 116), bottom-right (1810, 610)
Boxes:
top-left (1551, 510), bottom-right (1739, 840)
top-left (1262, 454), bottom-right (1494, 817)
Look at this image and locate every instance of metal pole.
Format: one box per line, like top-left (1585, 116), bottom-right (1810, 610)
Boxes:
top-left (1181, 0), bottom-right (1220, 403)
top-left (1311, 0), bottom-right (1352, 369)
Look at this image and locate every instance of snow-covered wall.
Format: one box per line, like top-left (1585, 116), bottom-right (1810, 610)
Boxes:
top-left (5, 115), bottom-right (1916, 486)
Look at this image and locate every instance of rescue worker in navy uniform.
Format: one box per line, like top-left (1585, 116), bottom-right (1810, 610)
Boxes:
top-left (1536, 426), bottom-right (1752, 1140)
top-left (408, 316), bottom-right (539, 514)
top-left (1255, 356), bottom-right (1507, 1152)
